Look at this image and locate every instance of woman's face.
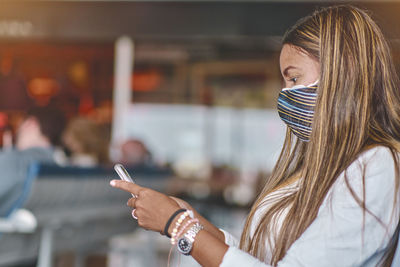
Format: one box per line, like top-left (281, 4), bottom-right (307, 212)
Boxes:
top-left (279, 44), bottom-right (320, 88)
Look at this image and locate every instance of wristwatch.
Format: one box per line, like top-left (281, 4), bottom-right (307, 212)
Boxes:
top-left (176, 223), bottom-right (204, 255)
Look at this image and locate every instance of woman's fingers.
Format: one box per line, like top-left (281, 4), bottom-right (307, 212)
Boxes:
top-left (110, 180), bottom-right (142, 195)
top-left (111, 180), bottom-right (182, 233)
top-left (127, 197), bottom-right (137, 207)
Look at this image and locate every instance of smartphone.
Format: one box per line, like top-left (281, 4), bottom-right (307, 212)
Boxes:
top-left (114, 164), bottom-right (137, 197)
top-left (114, 164), bottom-right (135, 183)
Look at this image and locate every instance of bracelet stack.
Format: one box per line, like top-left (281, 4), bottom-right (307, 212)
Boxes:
top-left (173, 218), bottom-right (199, 245)
top-left (170, 210), bottom-right (194, 244)
top-left (163, 208), bottom-right (204, 256)
top-left (164, 208), bottom-right (186, 238)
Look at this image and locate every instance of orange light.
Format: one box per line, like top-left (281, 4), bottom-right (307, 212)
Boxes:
top-left (132, 69), bottom-right (163, 92)
top-left (27, 78), bottom-right (60, 106)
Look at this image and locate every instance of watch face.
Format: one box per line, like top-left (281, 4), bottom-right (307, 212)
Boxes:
top-left (177, 237), bottom-right (193, 255)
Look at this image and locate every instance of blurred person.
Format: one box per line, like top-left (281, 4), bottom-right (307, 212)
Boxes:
top-left (110, 5), bottom-right (400, 267)
top-left (0, 53), bottom-right (32, 110)
top-left (0, 106), bottom-right (66, 217)
top-left (119, 139), bottom-right (153, 166)
top-left (62, 117), bottom-right (109, 167)
top-left (0, 112), bottom-right (11, 149)
top-left (87, 100), bottom-right (113, 125)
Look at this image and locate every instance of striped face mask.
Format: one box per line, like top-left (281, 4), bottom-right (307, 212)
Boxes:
top-left (277, 81), bottom-right (318, 141)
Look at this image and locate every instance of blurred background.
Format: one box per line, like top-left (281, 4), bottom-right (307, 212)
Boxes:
top-left (0, 0), bottom-right (400, 266)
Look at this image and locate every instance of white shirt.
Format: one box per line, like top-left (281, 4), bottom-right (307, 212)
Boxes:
top-left (220, 146), bottom-right (400, 267)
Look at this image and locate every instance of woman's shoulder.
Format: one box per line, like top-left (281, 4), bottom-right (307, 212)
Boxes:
top-left (347, 145), bottom-right (397, 176)
top-left (329, 145), bottom-right (399, 204)
top-left (358, 145), bottom-right (396, 161)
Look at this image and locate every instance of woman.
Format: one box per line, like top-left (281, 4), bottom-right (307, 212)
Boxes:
top-left (110, 5), bottom-right (400, 266)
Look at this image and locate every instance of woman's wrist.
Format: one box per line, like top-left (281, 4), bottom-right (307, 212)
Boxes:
top-left (170, 210), bottom-right (194, 243)
top-left (167, 209), bottom-right (193, 236)
top-left (171, 218), bottom-right (199, 245)
top-left (191, 211), bottom-right (226, 242)
top-left (164, 204), bottom-right (225, 242)
top-left (176, 222), bottom-right (204, 255)
top-left (164, 208), bottom-right (187, 237)
top-left (190, 228), bottom-right (229, 267)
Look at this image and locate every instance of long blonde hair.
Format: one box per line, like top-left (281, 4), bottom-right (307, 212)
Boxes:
top-left (240, 5), bottom-right (400, 266)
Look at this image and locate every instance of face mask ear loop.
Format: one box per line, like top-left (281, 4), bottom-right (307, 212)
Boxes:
top-left (308, 80), bottom-right (319, 87)
top-left (281, 80), bottom-right (319, 92)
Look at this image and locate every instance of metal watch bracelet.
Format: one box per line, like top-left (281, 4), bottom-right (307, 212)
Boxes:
top-left (176, 223), bottom-right (204, 255)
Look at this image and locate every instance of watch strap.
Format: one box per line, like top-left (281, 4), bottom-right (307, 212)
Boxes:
top-left (176, 223), bottom-right (204, 255)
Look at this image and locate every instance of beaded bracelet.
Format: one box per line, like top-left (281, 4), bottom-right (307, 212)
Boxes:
top-left (171, 218), bottom-right (199, 245)
top-left (170, 210), bottom-right (194, 244)
top-left (164, 208), bottom-right (186, 238)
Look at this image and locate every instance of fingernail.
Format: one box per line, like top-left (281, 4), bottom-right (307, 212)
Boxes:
top-left (110, 180), bottom-right (116, 186)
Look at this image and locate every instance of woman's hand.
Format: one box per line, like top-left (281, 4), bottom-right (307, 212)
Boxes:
top-left (110, 180), bottom-right (180, 234)
top-left (110, 180), bottom-right (226, 242)
top-left (169, 196), bottom-right (192, 210)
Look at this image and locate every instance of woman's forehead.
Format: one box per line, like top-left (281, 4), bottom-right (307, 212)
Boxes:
top-left (280, 44), bottom-right (318, 75)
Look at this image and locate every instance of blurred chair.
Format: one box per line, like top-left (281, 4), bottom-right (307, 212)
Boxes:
top-left (0, 164), bottom-right (38, 235)
top-left (0, 163), bottom-right (172, 267)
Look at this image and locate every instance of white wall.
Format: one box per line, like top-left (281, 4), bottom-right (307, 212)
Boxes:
top-left (123, 103), bottom-right (286, 174)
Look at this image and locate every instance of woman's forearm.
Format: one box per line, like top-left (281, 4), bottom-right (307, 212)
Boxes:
top-left (192, 210), bottom-right (226, 242)
top-left (169, 196), bottom-right (226, 242)
top-left (110, 183), bottom-right (230, 265)
top-left (166, 210), bottom-right (229, 266)
top-left (190, 229), bottom-right (229, 267)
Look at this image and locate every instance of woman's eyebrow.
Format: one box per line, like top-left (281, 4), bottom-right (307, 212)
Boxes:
top-left (282, 66), bottom-right (299, 77)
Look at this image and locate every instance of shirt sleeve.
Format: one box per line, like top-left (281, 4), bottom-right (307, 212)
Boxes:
top-left (219, 228), bottom-right (240, 247)
top-left (221, 246), bottom-right (272, 267)
top-left (220, 146), bottom-right (399, 267)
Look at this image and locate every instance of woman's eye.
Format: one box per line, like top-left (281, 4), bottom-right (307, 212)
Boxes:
top-left (289, 77), bottom-right (298, 83)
